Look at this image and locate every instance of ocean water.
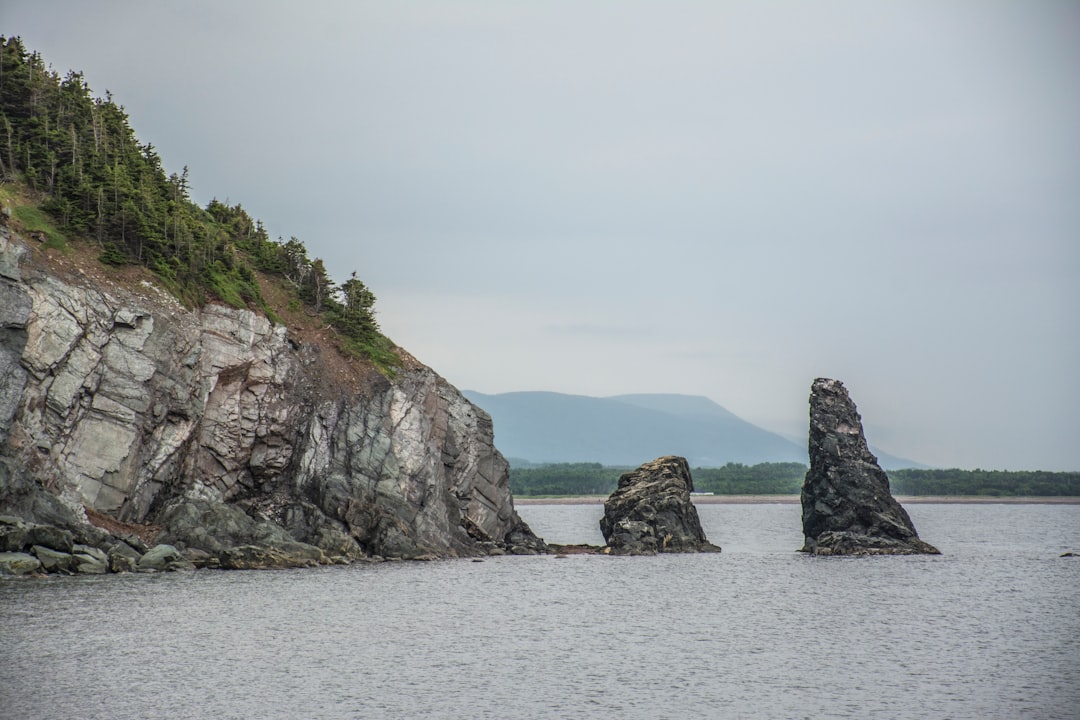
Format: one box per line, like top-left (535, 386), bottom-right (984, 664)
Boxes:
top-left (1, 503), bottom-right (1078, 719)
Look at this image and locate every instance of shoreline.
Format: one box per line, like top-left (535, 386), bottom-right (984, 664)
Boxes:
top-left (515, 495), bottom-right (1080, 505)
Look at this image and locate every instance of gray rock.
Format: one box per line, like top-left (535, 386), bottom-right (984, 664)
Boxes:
top-left (138, 544), bottom-right (192, 572)
top-left (599, 456), bottom-right (721, 555)
top-left (181, 547), bottom-right (216, 568)
top-left (503, 521), bottom-right (548, 556)
top-left (72, 544), bottom-right (109, 574)
top-left (0, 228), bottom-right (541, 566)
top-left (107, 541), bottom-right (143, 573)
top-left (154, 498), bottom-right (325, 565)
top-left (32, 545), bottom-right (76, 573)
top-left (218, 544), bottom-right (322, 570)
top-left (0, 516), bottom-right (28, 552)
top-left (0, 551), bottom-right (41, 575)
top-left (25, 525), bottom-right (74, 554)
top-left (800, 378), bottom-right (939, 556)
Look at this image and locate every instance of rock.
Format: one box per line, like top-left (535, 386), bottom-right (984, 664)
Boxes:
top-left (218, 544), bottom-right (322, 570)
top-left (107, 541), bottom-right (143, 573)
top-left (137, 544), bottom-right (193, 572)
top-left (25, 524), bottom-right (74, 554)
top-left (154, 497), bottom-right (326, 566)
top-left (0, 227), bottom-right (539, 565)
top-left (0, 516), bottom-right (28, 551)
top-left (71, 544), bottom-right (109, 574)
top-left (0, 551), bottom-right (41, 575)
top-left (181, 547), bottom-right (216, 568)
top-left (599, 456), bottom-right (721, 555)
top-left (32, 545), bottom-right (76, 573)
top-left (503, 520), bottom-right (548, 556)
top-left (800, 378), bottom-right (939, 556)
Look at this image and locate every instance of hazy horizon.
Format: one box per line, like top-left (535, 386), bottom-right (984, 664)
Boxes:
top-left (4, 1), bottom-right (1077, 470)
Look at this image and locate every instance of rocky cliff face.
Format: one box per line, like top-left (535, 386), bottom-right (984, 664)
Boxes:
top-left (599, 456), bottom-right (720, 555)
top-left (0, 226), bottom-right (543, 570)
top-left (801, 378), bottom-right (938, 555)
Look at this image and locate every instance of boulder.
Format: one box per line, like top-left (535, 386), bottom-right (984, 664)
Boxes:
top-left (218, 544), bottom-right (322, 570)
top-left (72, 543), bottom-right (109, 574)
top-left (181, 547), bottom-right (216, 568)
top-left (155, 497), bottom-right (328, 564)
top-left (800, 378), bottom-right (939, 555)
top-left (137, 544), bottom-right (193, 572)
top-left (0, 516), bottom-right (28, 551)
top-left (599, 456), bottom-right (721, 555)
top-left (32, 545), bottom-right (76, 573)
top-left (25, 524), bottom-right (74, 554)
top-left (0, 551), bottom-right (41, 575)
top-left (106, 541), bottom-right (143, 573)
top-left (504, 520), bottom-right (548, 556)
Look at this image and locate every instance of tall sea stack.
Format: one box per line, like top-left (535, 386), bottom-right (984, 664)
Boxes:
top-left (801, 378), bottom-right (939, 555)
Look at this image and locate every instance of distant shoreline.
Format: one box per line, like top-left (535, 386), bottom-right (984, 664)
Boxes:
top-left (515, 495), bottom-right (1080, 505)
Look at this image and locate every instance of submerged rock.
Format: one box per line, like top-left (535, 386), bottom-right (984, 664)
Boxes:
top-left (600, 456), bottom-right (720, 555)
top-left (800, 378), bottom-right (939, 555)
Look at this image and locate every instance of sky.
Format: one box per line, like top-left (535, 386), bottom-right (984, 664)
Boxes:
top-left (4, 1), bottom-right (1078, 470)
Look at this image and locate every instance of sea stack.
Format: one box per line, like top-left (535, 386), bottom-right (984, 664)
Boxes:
top-left (801, 378), bottom-right (939, 555)
top-left (600, 456), bottom-right (720, 555)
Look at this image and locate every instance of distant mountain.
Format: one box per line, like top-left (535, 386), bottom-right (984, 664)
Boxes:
top-left (464, 391), bottom-right (925, 470)
top-left (462, 391), bottom-right (801, 468)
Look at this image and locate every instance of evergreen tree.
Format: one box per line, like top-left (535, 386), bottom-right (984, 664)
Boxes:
top-left (0, 36), bottom-right (397, 371)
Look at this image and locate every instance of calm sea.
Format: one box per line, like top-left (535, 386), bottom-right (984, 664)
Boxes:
top-left (2, 503), bottom-right (1078, 719)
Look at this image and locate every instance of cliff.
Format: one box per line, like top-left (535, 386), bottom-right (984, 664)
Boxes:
top-left (0, 225), bottom-right (544, 571)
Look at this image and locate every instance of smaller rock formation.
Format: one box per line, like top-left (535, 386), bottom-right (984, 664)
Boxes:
top-left (801, 378), bottom-right (939, 555)
top-left (600, 456), bottom-right (720, 555)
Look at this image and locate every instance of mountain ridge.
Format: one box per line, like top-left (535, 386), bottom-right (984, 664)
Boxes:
top-left (465, 390), bottom-right (925, 470)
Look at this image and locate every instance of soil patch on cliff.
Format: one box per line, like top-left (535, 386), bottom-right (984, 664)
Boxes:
top-left (85, 507), bottom-right (160, 545)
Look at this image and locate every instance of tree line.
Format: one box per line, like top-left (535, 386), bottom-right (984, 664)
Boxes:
top-left (889, 468), bottom-right (1080, 497)
top-left (0, 36), bottom-right (396, 370)
top-left (509, 462), bottom-right (1080, 497)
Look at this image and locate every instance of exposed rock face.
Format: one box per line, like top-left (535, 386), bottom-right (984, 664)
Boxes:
top-left (801, 378), bottom-right (939, 555)
top-left (600, 456), bottom-right (720, 555)
top-left (0, 227), bottom-right (544, 570)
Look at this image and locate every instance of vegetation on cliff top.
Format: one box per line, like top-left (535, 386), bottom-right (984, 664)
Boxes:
top-left (0, 36), bottom-right (398, 372)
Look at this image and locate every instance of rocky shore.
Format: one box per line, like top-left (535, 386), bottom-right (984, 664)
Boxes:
top-left (1, 225), bottom-right (544, 575)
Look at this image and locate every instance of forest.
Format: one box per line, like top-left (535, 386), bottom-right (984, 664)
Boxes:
top-left (0, 36), bottom-right (397, 370)
top-left (509, 462), bottom-right (1080, 497)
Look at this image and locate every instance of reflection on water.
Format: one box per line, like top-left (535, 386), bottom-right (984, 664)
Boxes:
top-left (2, 504), bottom-right (1078, 719)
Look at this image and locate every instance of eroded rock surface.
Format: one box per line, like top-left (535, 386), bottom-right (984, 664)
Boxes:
top-left (801, 378), bottom-right (939, 555)
top-left (0, 227), bottom-right (544, 571)
top-left (600, 456), bottom-right (720, 555)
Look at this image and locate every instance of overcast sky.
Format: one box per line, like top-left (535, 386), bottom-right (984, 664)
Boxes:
top-left (5, 1), bottom-right (1078, 470)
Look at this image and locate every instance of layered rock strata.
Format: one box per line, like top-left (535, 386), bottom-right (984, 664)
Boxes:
top-left (600, 455), bottom-right (720, 555)
top-left (800, 378), bottom-right (939, 555)
top-left (0, 226), bottom-right (544, 571)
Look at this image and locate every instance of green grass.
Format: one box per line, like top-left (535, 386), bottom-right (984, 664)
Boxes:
top-left (341, 332), bottom-right (401, 378)
top-left (11, 204), bottom-right (68, 250)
